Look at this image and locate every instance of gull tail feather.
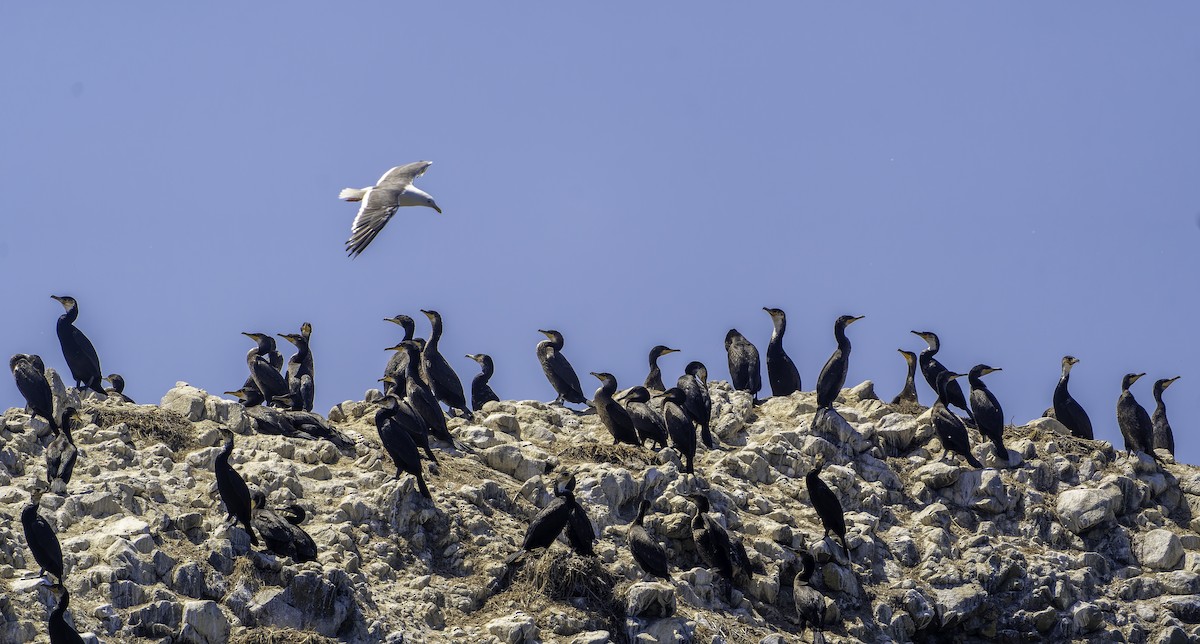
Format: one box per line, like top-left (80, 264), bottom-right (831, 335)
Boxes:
top-left (339, 187), bottom-right (368, 202)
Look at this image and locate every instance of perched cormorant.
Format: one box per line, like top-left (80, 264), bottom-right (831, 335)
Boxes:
top-left (278, 329), bottom-right (315, 412)
top-left (466, 353), bottom-right (500, 412)
top-left (340, 161), bottom-right (442, 258)
top-left (687, 493), bottom-right (736, 601)
top-left (1117, 373), bottom-right (1154, 457)
top-left (536, 329), bottom-right (589, 406)
top-left (420, 310), bottom-right (472, 418)
top-left (806, 464), bottom-right (850, 561)
top-left (215, 428), bottom-right (258, 546)
top-left (1053, 356), bottom-right (1093, 440)
top-left (1152, 376), bottom-right (1180, 455)
top-left (242, 333), bottom-right (289, 407)
top-left (814, 315), bottom-right (864, 423)
top-left (678, 361), bottom-right (715, 449)
top-left (565, 492), bottom-right (596, 557)
top-left (47, 584), bottom-right (84, 644)
top-left (643, 345), bottom-right (681, 392)
top-left (967, 365), bottom-right (1009, 463)
top-left (591, 373), bottom-right (642, 447)
top-left (50, 296), bottom-right (105, 395)
top-left (792, 549), bottom-right (827, 644)
top-left (912, 331), bottom-right (974, 422)
top-left (388, 341), bottom-right (457, 446)
top-left (891, 350), bottom-right (920, 406)
top-left (223, 383), bottom-right (265, 408)
top-left (22, 488), bottom-right (64, 583)
top-left (383, 315), bottom-right (420, 383)
top-left (103, 373), bottom-right (135, 404)
top-left (45, 408), bottom-right (79, 494)
top-left (763, 307), bottom-right (801, 397)
top-left (250, 489), bottom-right (318, 563)
top-left (488, 472), bottom-right (578, 595)
top-left (376, 384), bottom-right (439, 465)
top-left (620, 386), bottom-right (669, 449)
top-left (724, 329), bottom-right (761, 402)
top-left (932, 372), bottom-right (983, 468)
top-left (628, 498), bottom-right (670, 580)
top-left (662, 387), bottom-right (697, 474)
top-left (10, 354), bottom-right (56, 432)
top-left (375, 397), bottom-right (432, 499)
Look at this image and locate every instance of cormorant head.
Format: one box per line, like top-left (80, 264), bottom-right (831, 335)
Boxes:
top-left (618, 386), bottom-right (650, 403)
top-left (684, 361), bottom-right (708, 380)
top-left (537, 329), bottom-right (563, 344)
top-left (763, 307), bottom-right (785, 318)
top-left (686, 493), bottom-right (711, 513)
top-left (553, 471), bottom-right (576, 495)
top-left (104, 374), bottom-right (125, 391)
top-left (835, 314), bottom-right (865, 330)
top-left (465, 353), bottom-right (491, 366)
top-left (897, 349), bottom-right (917, 364)
top-left (250, 488), bottom-right (267, 509)
top-left (300, 322), bottom-right (312, 339)
top-left (224, 389), bottom-right (249, 402)
top-left (590, 372), bottom-right (616, 385)
top-left (385, 315), bottom-right (416, 335)
top-left (662, 387), bottom-right (687, 404)
top-left (278, 333), bottom-right (303, 347)
top-left (60, 407), bottom-right (77, 430)
top-left (935, 371), bottom-right (963, 397)
top-left (8, 354), bottom-right (26, 374)
top-left (1061, 356), bottom-right (1080, 373)
top-left (911, 330), bottom-right (939, 349)
top-left (50, 295), bottom-right (77, 310)
top-left (1154, 376), bottom-right (1181, 396)
top-left (1121, 372), bottom-right (1146, 390)
top-left (970, 364), bottom-right (1001, 378)
top-left (420, 310), bottom-right (441, 323)
top-left (725, 329), bottom-right (742, 348)
top-left (649, 345), bottom-right (680, 360)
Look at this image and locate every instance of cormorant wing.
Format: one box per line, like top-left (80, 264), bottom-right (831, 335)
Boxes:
top-left (544, 351), bottom-right (584, 397)
top-left (376, 161), bottom-right (432, 189)
top-left (346, 187), bottom-right (400, 257)
top-left (70, 327), bottom-right (102, 376)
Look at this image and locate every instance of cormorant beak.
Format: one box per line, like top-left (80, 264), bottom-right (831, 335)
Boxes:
top-left (849, 315), bottom-right (865, 324)
top-left (1166, 377), bottom-right (1181, 387)
top-left (384, 344), bottom-right (404, 352)
top-left (1131, 373), bottom-right (1146, 384)
top-left (241, 332), bottom-right (258, 339)
top-left (50, 295), bottom-right (63, 303)
top-left (590, 372), bottom-right (602, 380)
top-left (665, 348), bottom-right (680, 355)
top-left (988, 367), bottom-right (1003, 375)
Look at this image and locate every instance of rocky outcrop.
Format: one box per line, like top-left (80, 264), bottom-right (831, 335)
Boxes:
top-left (0, 379), bottom-right (1198, 642)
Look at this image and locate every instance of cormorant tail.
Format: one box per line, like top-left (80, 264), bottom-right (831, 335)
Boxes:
top-left (965, 452), bottom-right (983, 469)
top-left (416, 474), bottom-right (432, 500)
top-left (991, 436), bottom-right (1009, 463)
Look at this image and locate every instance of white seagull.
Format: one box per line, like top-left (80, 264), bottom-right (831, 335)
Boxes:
top-left (339, 161), bottom-right (442, 257)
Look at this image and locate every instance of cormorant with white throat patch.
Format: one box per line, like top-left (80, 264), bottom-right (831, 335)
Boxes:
top-left (1053, 355), bottom-right (1093, 440)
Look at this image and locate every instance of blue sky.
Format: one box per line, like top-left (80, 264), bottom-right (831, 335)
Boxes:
top-left (2, 5), bottom-right (1198, 463)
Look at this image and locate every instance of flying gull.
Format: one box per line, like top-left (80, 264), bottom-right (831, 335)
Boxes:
top-left (339, 161), bottom-right (442, 257)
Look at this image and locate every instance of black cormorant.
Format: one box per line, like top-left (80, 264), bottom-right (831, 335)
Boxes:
top-left (643, 345), bottom-right (681, 392)
top-left (278, 328), bottom-right (315, 412)
top-left (724, 329), bottom-right (761, 402)
top-left (250, 489), bottom-right (318, 563)
top-left (420, 310), bottom-right (472, 418)
top-left (242, 333), bottom-right (288, 407)
top-left (932, 372), bottom-right (982, 468)
top-left (224, 384), bottom-right (265, 408)
top-left (620, 386), bottom-right (669, 449)
top-left (806, 464), bottom-right (850, 561)
top-left (1053, 356), bottom-right (1093, 440)
top-left (47, 584), bottom-right (84, 644)
top-left (215, 428), bottom-right (258, 546)
top-left (103, 373), bottom-right (135, 404)
top-left (466, 353), bottom-right (500, 412)
top-left (1117, 373), bottom-right (1154, 457)
top-left (687, 493), bottom-right (736, 601)
top-left (45, 408), bottom-right (79, 493)
top-left (488, 472), bottom-right (578, 594)
top-left (376, 384), bottom-right (439, 465)
top-left (814, 315), bottom-right (864, 423)
top-left (912, 331), bottom-right (974, 422)
top-left (10, 354), bottom-right (56, 432)
top-left (763, 307), bottom-right (801, 397)
top-left (792, 548), bottom-right (827, 644)
top-left (22, 488), bottom-right (64, 582)
top-left (628, 499), bottom-right (670, 580)
top-left (50, 296), bottom-right (105, 395)
top-left (536, 329), bottom-right (589, 406)
top-left (662, 388), bottom-right (696, 474)
top-left (678, 361), bottom-right (715, 449)
top-left (389, 341), bottom-right (457, 446)
top-left (375, 397), bottom-right (432, 499)
top-left (565, 492), bottom-right (595, 557)
top-left (967, 365), bottom-right (1008, 463)
top-left (891, 350), bottom-right (920, 406)
top-left (1152, 376), bottom-right (1180, 455)
top-left (383, 315), bottom-right (419, 383)
top-left (591, 373), bottom-right (642, 446)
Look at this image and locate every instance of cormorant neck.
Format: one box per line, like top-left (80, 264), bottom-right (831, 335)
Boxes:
top-left (427, 316), bottom-right (443, 343)
top-left (479, 360), bottom-right (494, 380)
top-left (771, 314), bottom-right (786, 340)
top-left (834, 323), bottom-right (852, 350)
top-left (402, 323), bottom-right (414, 341)
top-left (597, 378), bottom-right (616, 397)
top-left (634, 501), bottom-right (649, 526)
top-left (968, 371), bottom-right (984, 389)
top-left (60, 302), bottom-right (79, 324)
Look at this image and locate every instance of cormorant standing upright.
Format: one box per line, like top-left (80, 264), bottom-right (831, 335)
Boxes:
top-left (50, 296), bottom-right (105, 395)
top-left (1053, 356), bottom-right (1093, 440)
top-left (45, 408), bottom-right (79, 493)
top-left (279, 326), bottom-right (315, 412)
top-left (22, 487), bottom-right (64, 583)
top-left (806, 464), bottom-right (850, 561)
top-left (967, 365), bottom-right (1008, 463)
top-left (724, 329), bottom-right (761, 402)
top-left (466, 353), bottom-right (500, 412)
top-left (620, 386), bottom-right (669, 449)
top-left (375, 396), bottom-right (432, 499)
top-left (678, 361), bottom-right (715, 449)
top-left (536, 329), bottom-right (589, 406)
top-left (628, 498), bottom-right (670, 580)
top-left (383, 315), bottom-right (419, 383)
top-left (814, 315), bottom-right (864, 423)
top-left (763, 307), bottom-right (801, 397)
top-left (1117, 373), bottom-right (1154, 456)
top-left (662, 387), bottom-right (696, 474)
top-left (215, 428), bottom-right (258, 546)
top-left (242, 333), bottom-right (288, 407)
top-left (388, 341), bottom-right (457, 446)
top-left (912, 331), bottom-right (974, 422)
top-left (103, 373), bottom-right (135, 403)
top-left (47, 584), bottom-right (84, 644)
top-left (687, 493), bottom-right (736, 602)
top-left (10, 354), bottom-right (56, 432)
top-left (591, 373), bottom-right (642, 446)
top-left (1152, 376), bottom-right (1180, 455)
top-left (891, 350), bottom-right (920, 406)
top-left (565, 488), bottom-right (595, 557)
top-left (644, 345), bottom-right (681, 392)
top-left (793, 548), bottom-right (827, 644)
top-left (419, 310), bottom-right (472, 418)
top-left (932, 372), bottom-right (982, 468)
